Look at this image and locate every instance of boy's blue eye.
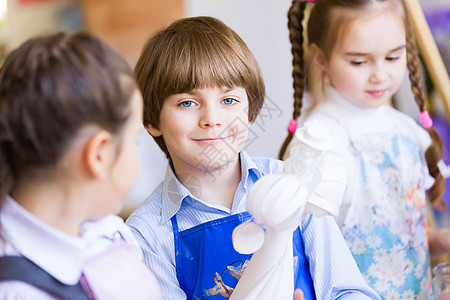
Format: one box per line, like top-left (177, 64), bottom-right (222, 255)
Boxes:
top-left (223, 98), bottom-right (236, 105)
top-left (180, 101), bottom-right (194, 108)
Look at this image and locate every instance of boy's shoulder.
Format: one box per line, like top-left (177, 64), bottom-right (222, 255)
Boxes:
top-left (126, 183), bottom-right (164, 226)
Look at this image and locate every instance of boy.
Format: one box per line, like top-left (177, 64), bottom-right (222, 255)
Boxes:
top-left (127, 16), bottom-right (379, 300)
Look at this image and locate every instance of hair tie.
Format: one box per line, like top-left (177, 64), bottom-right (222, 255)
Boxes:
top-left (419, 110), bottom-right (433, 129)
top-left (293, 0), bottom-right (315, 3)
top-left (288, 119), bottom-right (298, 134)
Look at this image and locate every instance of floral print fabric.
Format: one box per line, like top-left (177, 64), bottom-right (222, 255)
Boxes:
top-left (341, 131), bottom-right (431, 299)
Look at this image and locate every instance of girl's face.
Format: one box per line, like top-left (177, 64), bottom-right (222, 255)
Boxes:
top-left (148, 86), bottom-right (249, 176)
top-left (323, 8), bottom-right (407, 109)
top-left (105, 89), bottom-right (143, 215)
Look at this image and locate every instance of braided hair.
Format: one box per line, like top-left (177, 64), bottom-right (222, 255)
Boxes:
top-left (279, 0), bottom-right (445, 209)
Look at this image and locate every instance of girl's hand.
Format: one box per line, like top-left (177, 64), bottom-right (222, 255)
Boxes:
top-left (294, 289), bottom-right (304, 300)
top-left (429, 227), bottom-right (450, 260)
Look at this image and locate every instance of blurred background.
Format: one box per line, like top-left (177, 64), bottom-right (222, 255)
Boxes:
top-left (0, 0), bottom-right (449, 229)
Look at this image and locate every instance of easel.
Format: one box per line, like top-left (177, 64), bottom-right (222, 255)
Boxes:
top-left (405, 0), bottom-right (450, 119)
top-left (406, 0), bottom-right (450, 265)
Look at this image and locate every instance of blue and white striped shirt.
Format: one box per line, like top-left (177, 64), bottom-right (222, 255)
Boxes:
top-left (126, 151), bottom-right (380, 300)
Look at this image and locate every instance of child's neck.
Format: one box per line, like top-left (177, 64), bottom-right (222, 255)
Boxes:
top-left (176, 157), bottom-right (241, 210)
top-left (11, 180), bottom-right (88, 237)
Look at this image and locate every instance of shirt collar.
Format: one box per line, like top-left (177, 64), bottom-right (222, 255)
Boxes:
top-left (160, 162), bottom-right (192, 224)
top-left (239, 150), bottom-right (264, 184)
top-left (1, 196), bottom-right (85, 284)
top-left (321, 85), bottom-right (392, 133)
top-left (160, 150), bottom-right (264, 224)
top-left (1, 196), bottom-right (129, 285)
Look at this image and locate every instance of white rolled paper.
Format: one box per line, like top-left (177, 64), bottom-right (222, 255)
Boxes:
top-left (231, 121), bottom-right (347, 299)
top-left (231, 174), bottom-right (307, 300)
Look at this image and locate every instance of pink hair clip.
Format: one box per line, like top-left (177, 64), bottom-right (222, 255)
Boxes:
top-left (419, 110), bottom-right (433, 129)
top-left (306, 0), bottom-right (316, 2)
top-left (287, 119), bottom-right (298, 134)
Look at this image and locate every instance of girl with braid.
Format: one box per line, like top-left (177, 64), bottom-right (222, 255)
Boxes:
top-left (280, 0), bottom-right (450, 298)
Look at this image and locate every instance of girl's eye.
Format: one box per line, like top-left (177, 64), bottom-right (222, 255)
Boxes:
top-left (350, 60), bottom-right (366, 66)
top-left (386, 56), bottom-right (399, 62)
top-left (180, 101), bottom-right (194, 108)
top-left (223, 98), bottom-right (237, 105)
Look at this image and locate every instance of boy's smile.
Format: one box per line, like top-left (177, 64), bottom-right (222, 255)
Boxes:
top-left (148, 86), bottom-right (250, 176)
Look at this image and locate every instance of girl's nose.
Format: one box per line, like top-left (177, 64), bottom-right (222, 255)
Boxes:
top-left (369, 63), bottom-right (388, 83)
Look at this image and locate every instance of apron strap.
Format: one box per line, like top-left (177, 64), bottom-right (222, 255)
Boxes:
top-left (171, 215), bottom-right (184, 289)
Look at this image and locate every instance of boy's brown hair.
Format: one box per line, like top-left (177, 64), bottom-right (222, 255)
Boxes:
top-left (135, 16), bottom-right (265, 157)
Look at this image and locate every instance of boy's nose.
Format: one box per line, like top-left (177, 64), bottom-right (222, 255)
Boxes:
top-left (199, 107), bottom-right (221, 128)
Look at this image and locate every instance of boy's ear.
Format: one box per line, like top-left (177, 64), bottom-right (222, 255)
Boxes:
top-left (84, 130), bottom-right (114, 179)
top-left (310, 43), bottom-right (327, 71)
top-left (145, 124), bottom-right (162, 137)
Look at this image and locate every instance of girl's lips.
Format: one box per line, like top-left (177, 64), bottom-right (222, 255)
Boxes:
top-left (367, 90), bottom-right (386, 98)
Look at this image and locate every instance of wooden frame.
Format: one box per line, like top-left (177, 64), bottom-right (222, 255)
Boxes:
top-left (405, 0), bottom-right (450, 119)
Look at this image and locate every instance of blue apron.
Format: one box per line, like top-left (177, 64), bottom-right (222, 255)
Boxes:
top-left (171, 212), bottom-right (316, 299)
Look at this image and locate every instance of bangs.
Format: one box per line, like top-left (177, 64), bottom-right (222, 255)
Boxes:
top-left (156, 25), bottom-right (255, 98)
top-left (135, 15), bottom-right (265, 141)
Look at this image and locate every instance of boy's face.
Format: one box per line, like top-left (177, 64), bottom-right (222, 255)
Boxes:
top-left (148, 86), bottom-right (249, 175)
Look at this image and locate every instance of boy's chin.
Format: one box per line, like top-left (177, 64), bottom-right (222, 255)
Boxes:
top-left (194, 156), bottom-right (240, 173)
